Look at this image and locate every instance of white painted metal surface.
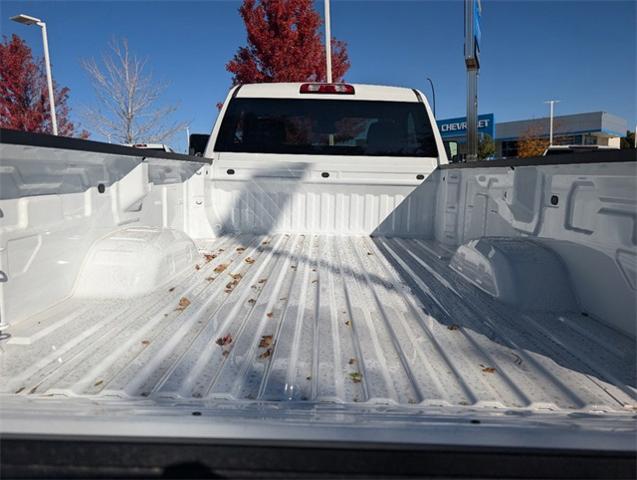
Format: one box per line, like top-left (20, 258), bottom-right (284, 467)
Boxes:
top-left (74, 227), bottom-right (198, 298)
top-left (2, 234), bottom-right (634, 414)
top-left (1, 85), bottom-right (635, 450)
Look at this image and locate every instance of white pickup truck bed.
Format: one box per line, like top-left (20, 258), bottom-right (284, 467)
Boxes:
top-left (1, 83), bottom-right (635, 476)
top-left (3, 233), bottom-right (633, 412)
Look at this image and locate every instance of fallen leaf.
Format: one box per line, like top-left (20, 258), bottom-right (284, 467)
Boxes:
top-left (480, 364), bottom-right (496, 374)
top-left (266, 312), bottom-right (273, 319)
top-left (214, 264), bottom-right (228, 273)
top-left (141, 340), bottom-right (150, 346)
top-left (259, 348), bottom-right (272, 359)
top-left (236, 247), bottom-right (246, 252)
top-left (447, 324), bottom-right (460, 331)
top-left (216, 334), bottom-right (233, 346)
top-left (259, 335), bottom-right (273, 348)
top-left (261, 241), bottom-right (270, 245)
top-left (176, 297), bottom-right (191, 311)
top-left (245, 257), bottom-right (255, 264)
top-left (348, 358), bottom-right (356, 365)
top-left (203, 253), bottom-right (217, 262)
top-left (349, 372), bottom-right (363, 383)
top-left (94, 380), bottom-right (104, 387)
top-left (168, 287), bottom-right (175, 292)
top-left (195, 264), bottom-right (201, 271)
top-left (248, 298), bottom-right (256, 304)
top-left (205, 276), bottom-right (215, 282)
top-left (345, 320), bottom-right (351, 327)
top-left (258, 278), bottom-right (267, 284)
top-left (218, 248), bottom-right (225, 252)
top-left (225, 274), bottom-right (241, 293)
top-left (367, 252), bottom-right (373, 255)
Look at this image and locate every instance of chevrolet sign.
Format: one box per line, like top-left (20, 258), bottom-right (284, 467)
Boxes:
top-left (437, 114), bottom-right (495, 140)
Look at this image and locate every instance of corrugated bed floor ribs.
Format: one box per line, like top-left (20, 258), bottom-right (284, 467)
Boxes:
top-left (2, 234), bottom-right (635, 413)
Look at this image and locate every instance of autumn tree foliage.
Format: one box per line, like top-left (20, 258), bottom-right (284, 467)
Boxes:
top-left (227, 0), bottom-right (350, 84)
top-left (0, 34), bottom-right (80, 136)
top-left (517, 125), bottom-right (550, 158)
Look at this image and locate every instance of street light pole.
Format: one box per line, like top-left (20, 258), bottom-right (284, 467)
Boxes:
top-left (544, 99), bottom-right (559, 146)
top-left (464, 0), bottom-right (481, 162)
top-left (11, 14), bottom-right (58, 135)
top-left (426, 77), bottom-right (436, 118)
top-left (324, 0), bottom-right (332, 83)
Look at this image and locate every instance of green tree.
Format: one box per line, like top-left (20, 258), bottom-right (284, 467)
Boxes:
top-left (620, 130), bottom-right (635, 149)
top-left (478, 134), bottom-right (495, 159)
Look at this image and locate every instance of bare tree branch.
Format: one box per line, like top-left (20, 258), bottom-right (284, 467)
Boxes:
top-left (81, 37), bottom-right (188, 145)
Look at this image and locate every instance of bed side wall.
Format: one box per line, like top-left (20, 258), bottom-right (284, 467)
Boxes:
top-left (0, 143), bottom-right (208, 326)
top-left (434, 160), bottom-right (636, 338)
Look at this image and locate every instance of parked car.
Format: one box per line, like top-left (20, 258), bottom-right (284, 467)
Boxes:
top-left (128, 142), bottom-right (175, 153)
top-left (543, 144), bottom-right (619, 155)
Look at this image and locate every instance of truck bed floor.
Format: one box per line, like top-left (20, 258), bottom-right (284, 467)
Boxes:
top-left (2, 234), bottom-right (635, 413)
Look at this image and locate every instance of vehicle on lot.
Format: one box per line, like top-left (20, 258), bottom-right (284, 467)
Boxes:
top-left (0, 82), bottom-right (635, 478)
top-left (128, 142), bottom-right (175, 152)
top-left (543, 144), bottom-right (619, 155)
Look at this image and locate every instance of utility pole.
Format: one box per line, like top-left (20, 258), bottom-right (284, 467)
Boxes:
top-left (464, 0), bottom-right (481, 161)
top-left (324, 0), bottom-right (333, 83)
top-left (544, 100), bottom-right (560, 146)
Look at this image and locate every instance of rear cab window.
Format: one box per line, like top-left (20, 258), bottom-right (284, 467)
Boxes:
top-left (215, 98), bottom-right (439, 157)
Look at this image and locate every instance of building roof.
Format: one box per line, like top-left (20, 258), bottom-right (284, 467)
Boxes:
top-left (496, 112), bottom-right (627, 140)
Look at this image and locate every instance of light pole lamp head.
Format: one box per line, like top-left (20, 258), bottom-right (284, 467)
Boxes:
top-left (10, 14), bottom-right (42, 26)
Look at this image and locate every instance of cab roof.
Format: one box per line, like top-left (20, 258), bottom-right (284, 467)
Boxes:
top-left (235, 83), bottom-right (422, 102)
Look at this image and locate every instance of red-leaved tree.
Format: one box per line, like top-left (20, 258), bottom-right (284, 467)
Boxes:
top-left (0, 34), bottom-right (82, 136)
top-left (226, 0), bottom-right (350, 84)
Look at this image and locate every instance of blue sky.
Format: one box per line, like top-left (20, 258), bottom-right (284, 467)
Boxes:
top-left (1, 0), bottom-right (635, 152)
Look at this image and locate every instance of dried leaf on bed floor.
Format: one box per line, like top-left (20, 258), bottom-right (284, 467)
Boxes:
top-left (259, 335), bottom-right (273, 348)
top-left (176, 297), bottom-right (191, 311)
top-left (216, 334), bottom-right (233, 346)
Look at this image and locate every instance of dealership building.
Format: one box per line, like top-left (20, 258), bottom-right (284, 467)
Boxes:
top-left (437, 111), bottom-right (628, 158)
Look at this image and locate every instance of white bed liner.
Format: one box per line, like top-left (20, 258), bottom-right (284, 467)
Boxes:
top-left (2, 234), bottom-right (635, 416)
